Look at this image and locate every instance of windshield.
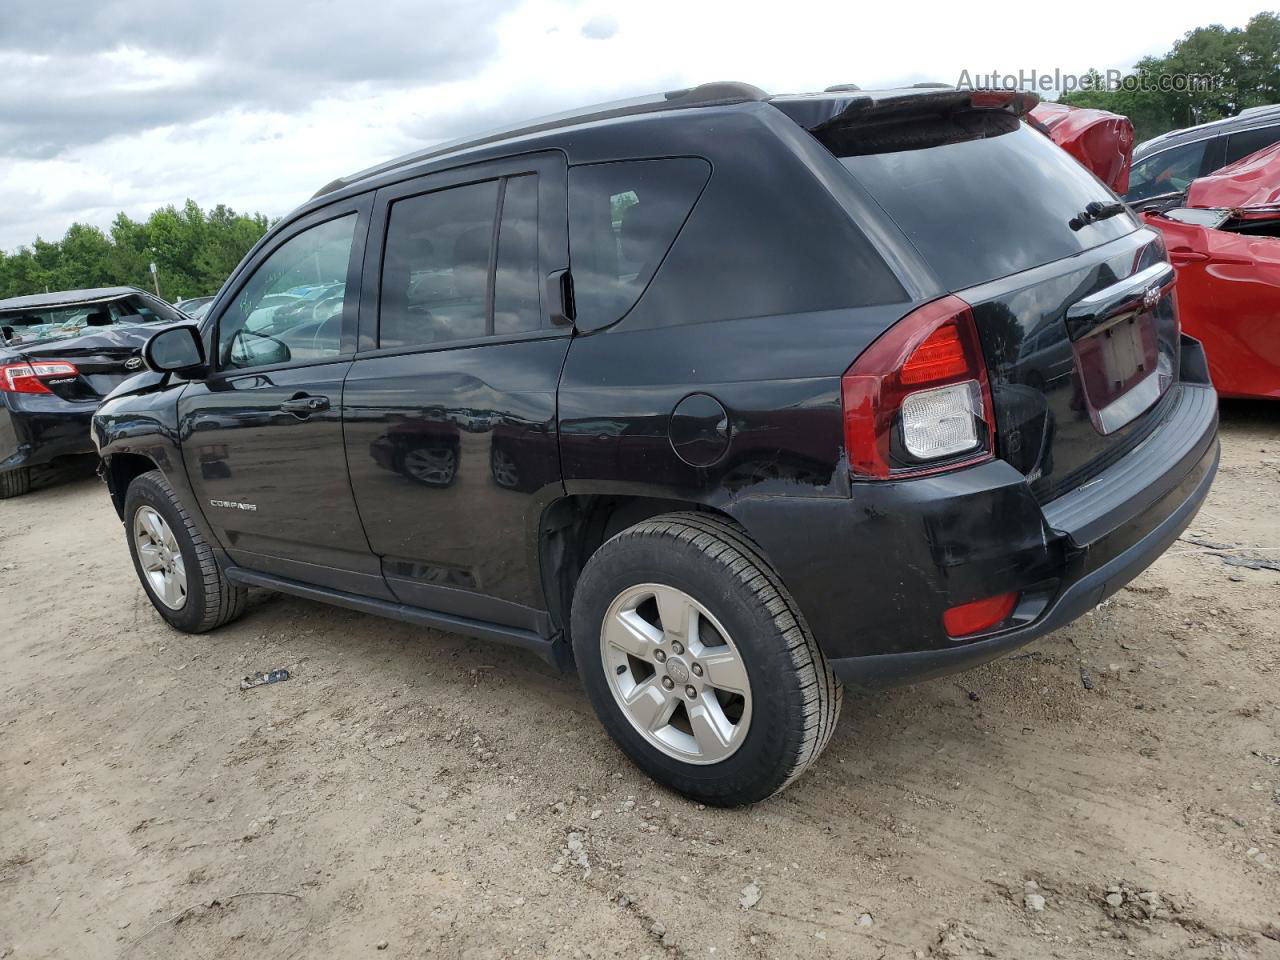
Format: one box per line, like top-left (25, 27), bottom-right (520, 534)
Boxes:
top-left (839, 123), bottom-right (1138, 291)
top-left (0, 295), bottom-right (174, 346)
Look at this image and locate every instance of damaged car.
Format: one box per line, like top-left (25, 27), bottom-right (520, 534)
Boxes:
top-left (1139, 142), bottom-right (1280, 399)
top-left (0, 286), bottom-right (184, 498)
top-left (1037, 103), bottom-right (1279, 400)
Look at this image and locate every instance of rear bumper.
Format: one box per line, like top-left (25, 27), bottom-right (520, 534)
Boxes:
top-left (0, 394), bottom-right (99, 472)
top-left (829, 430), bottom-right (1217, 688)
top-left (734, 347), bottom-right (1219, 690)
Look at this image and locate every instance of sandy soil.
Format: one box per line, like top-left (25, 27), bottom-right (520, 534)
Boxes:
top-left (1, 402), bottom-right (1278, 960)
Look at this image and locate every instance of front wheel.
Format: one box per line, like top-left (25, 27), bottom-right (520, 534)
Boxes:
top-left (571, 513), bottom-right (841, 805)
top-left (124, 470), bottom-right (247, 633)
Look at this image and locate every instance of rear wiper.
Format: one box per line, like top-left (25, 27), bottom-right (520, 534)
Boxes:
top-left (1069, 200), bottom-right (1128, 231)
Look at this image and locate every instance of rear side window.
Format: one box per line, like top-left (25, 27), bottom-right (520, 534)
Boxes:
top-left (841, 124), bottom-right (1137, 291)
top-left (569, 158), bottom-right (709, 328)
top-left (380, 175), bottom-right (542, 349)
top-left (1224, 125), bottom-right (1280, 166)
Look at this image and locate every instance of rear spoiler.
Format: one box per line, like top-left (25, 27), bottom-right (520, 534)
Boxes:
top-left (770, 88), bottom-right (1040, 134)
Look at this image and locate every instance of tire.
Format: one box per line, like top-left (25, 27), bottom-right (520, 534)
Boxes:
top-left (124, 469), bottom-right (247, 633)
top-left (571, 512), bottom-right (842, 805)
top-left (0, 467), bottom-right (31, 499)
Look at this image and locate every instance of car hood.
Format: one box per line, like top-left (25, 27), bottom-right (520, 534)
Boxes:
top-left (1184, 140), bottom-right (1280, 209)
top-left (1028, 101), bottom-right (1134, 194)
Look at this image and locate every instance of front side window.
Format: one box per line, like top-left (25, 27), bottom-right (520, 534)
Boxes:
top-left (1125, 140), bottom-right (1208, 202)
top-left (217, 214), bottom-right (356, 370)
top-left (379, 175), bottom-right (542, 349)
top-left (568, 158), bottom-right (710, 328)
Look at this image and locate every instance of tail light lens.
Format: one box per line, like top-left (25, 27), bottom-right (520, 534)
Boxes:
top-left (841, 295), bottom-right (996, 479)
top-left (0, 361), bottom-right (79, 394)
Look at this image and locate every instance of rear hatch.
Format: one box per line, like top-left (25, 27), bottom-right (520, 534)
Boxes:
top-left (777, 89), bottom-right (1181, 502)
top-left (2, 326), bottom-right (154, 401)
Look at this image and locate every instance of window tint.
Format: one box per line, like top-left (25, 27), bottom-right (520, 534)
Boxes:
top-left (1125, 140), bottom-right (1208, 202)
top-left (568, 159), bottom-right (710, 328)
top-left (1224, 126), bottom-right (1280, 166)
top-left (494, 175), bottom-right (541, 336)
top-left (380, 180), bottom-right (498, 348)
top-left (218, 214), bottom-right (356, 370)
top-left (842, 124), bottom-right (1136, 291)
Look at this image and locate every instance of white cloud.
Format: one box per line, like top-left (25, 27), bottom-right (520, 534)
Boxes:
top-left (0, 0), bottom-right (1268, 251)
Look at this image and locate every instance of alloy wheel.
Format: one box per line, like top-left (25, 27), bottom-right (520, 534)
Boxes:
top-left (600, 583), bottom-right (752, 764)
top-left (133, 505), bottom-right (187, 610)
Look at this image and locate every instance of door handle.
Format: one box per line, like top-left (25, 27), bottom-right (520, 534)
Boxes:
top-left (280, 394), bottom-right (330, 416)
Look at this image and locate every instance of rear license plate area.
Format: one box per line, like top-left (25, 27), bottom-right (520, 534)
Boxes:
top-left (1073, 310), bottom-right (1161, 435)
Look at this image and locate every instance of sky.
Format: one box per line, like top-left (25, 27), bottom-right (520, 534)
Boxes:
top-left (0, 0), bottom-right (1270, 253)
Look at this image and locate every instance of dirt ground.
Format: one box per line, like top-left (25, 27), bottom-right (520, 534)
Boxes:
top-left (1, 402), bottom-right (1278, 960)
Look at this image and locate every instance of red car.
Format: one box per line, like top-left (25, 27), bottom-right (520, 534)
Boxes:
top-left (1037, 105), bottom-right (1280, 399)
top-left (1028, 101), bottom-right (1135, 194)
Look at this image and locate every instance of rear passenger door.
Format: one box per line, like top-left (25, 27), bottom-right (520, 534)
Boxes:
top-left (343, 153), bottom-right (570, 630)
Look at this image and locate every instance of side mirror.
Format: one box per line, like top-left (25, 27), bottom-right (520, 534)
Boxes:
top-left (229, 329), bottom-right (291, 368)
top-left (144, 324), bottom-right (205, 374)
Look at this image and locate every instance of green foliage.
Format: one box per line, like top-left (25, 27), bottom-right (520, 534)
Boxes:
top-left (0, 200), bottom-right (271, 302)
top-left (1061, 12), bottom-right (1280, 142)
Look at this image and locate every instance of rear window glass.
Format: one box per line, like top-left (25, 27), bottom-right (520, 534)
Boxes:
top-left (0, 295), bottom-right (175, 346)
top-left (569, 158), bottom-right (710, 328)
top-left (840, 123), bottom-right (1137, 291)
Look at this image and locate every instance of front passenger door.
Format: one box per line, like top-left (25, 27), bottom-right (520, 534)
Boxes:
top-left (179, 197), bottom-right (392, 599)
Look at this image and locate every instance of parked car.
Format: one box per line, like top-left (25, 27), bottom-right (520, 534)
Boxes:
top-left (1124, 104), bottom-right (1280, 206)
top-left (1028, 101), bottom-right (1134, 194)
top-left (1140, 142), bottom-right (1280, 399)
top-left (0, 286), bottom-right (184, 498)
top-left (93, 83), bottom-right (1218, 804)
top-left (1037, 103), bottom-right (1280, 400)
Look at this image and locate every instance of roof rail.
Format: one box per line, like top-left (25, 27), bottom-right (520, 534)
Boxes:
top-left (312, 81), bottom-right (769, 200)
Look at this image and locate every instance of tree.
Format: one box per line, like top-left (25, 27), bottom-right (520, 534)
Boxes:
top-left (1061, 12), bottom-right (1280, 141)
top-left (0, 200), bottom-right (272, 301)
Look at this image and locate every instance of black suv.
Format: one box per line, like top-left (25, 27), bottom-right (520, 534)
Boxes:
top-left (93, 84), bottom-right (1219, 805)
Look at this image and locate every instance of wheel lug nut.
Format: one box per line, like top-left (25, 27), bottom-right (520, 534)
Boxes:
top-left (671, 641), bottom-right (684, 655)
top-left (654, 650), bottom-right (667, 663)
top-left (685, 685), bottom-right (697, 699)
top-left (691, 663), bottom-right (703, 677)
top-left (662, 676), bottom-right (675, 690)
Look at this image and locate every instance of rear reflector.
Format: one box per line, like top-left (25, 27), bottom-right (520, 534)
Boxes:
top-left (944, 591), bottom-right (1019, 637)
top-left (0, 361), bottom-right (79, 394)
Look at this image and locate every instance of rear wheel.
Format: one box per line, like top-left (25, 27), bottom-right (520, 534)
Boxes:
top-left (124, 470), bottom-right (246, 633)
top-left (0, 467), bottom-right (31, 499)
top-left (571, 512), bottom-right (841, 805)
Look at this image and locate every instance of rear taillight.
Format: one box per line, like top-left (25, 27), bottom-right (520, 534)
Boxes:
top-left (0, 362), bottom-right (79, 394)
top-left (841, 295), bottom-right (996, 480)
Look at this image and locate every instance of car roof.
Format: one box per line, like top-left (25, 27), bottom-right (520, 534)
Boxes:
top-left (1134, 103), bottom-right (1280, 157)
top-left (311, 81), bottom-right (1027, 201)
top-left (0, 286), bottom-right (149, 312)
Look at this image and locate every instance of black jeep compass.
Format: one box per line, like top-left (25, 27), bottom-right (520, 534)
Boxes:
top-left (93, 83), bottom-right (1219, 805)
